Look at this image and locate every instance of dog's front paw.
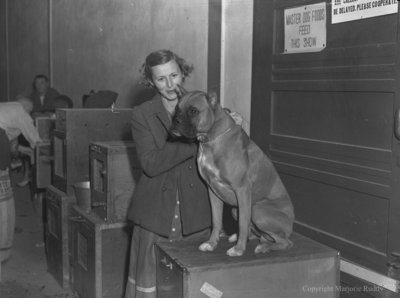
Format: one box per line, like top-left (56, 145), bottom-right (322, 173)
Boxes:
top-left (199, 241), bottom-right (218, 252)
top-left (226, 245), bottom-right (245, 257)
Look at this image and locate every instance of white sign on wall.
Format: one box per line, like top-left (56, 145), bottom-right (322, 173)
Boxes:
top-left (284, 2), bottom-right (327, 54)
top-left (332, 0), bottom-right (398, 24)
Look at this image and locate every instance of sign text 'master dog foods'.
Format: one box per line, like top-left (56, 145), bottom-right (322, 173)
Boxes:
top-left (284, 3), bottom-right (327, 54)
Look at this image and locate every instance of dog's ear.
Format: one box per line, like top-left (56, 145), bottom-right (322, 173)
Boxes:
top-left (207, 91), bottom-right (219, 108)
top-left (175, 85), bottom-right (187, 100)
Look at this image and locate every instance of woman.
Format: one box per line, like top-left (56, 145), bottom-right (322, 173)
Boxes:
top-left (30, 74), bottom-right (60, 113)
top-left (125, 50), bottom-right (211, 298)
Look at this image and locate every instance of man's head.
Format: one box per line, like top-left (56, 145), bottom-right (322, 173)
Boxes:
top-left (170, 90), bottom-right (220, 140)
top-left (16, 94), bottom-right (33, 114)
top-left (33, 74), bottom-right (50, 94)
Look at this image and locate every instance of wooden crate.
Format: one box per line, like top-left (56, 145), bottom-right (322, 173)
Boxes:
top-left (35, 115), bottom-right (55, 141)
top-left (156, 233), bottom-right (340, 298)
top-left (45, 185), bottom-right (76, 289)
top-left (90, 141), bottom-right (141, 222)
top-left (34, 141), bottom-right (52, 189)
top-left (52, 108), bottom-right (133, 195)
top-left (69, 205), bottom-right (132, 298)
top-left (32, 116), bottom-right (55, 190)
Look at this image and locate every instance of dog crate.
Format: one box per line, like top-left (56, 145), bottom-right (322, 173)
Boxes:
top-left (90, 141), bottom-right (141, 222)
top-left (69, 205), bottom-right (132, 298)
top-left (45, 185), bottom-right (76, 289)
top-left (156, 233), bottom-right (340, 298)
top-left (52, 108), bottom-right (133, 195)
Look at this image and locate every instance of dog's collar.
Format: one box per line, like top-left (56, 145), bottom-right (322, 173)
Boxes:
top-left (198, 127), bottom-right (232, 144)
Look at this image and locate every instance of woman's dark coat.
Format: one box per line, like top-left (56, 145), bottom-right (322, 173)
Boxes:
top-left (127, 94), bottom-right (211, 237)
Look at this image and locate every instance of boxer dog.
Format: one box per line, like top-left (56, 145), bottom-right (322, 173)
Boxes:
top-left (170, 88), bottom-right (294, 257)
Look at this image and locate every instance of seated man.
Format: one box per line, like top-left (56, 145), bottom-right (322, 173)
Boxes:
top-left (31, 74), bottom-right (60, 113)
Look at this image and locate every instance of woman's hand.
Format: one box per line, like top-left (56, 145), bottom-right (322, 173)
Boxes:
top-left (229, 111), bottom-right (250, 134)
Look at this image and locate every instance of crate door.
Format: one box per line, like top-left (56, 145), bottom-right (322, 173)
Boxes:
top-left (70, 218), bottom-right (96, 298)
top-left (90, 150), bottom-right (108, 220)
top-left (45, 194), bottom-right (63, 283)
top-left (52, 130), bottom-right (67, 192)
top-left (34, 143), bottom-right (52, 189)
top-left (251, 0), bottom-right (400, 278)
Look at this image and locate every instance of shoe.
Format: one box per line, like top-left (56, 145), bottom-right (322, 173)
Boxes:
top-left (17, 179), bottom-right (30, 187)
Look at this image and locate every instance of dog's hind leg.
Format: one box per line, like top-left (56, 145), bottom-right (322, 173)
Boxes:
top-left (254, 235), bottom-right (293, 253)
top-left (251, 199), bottom-right (293, 253)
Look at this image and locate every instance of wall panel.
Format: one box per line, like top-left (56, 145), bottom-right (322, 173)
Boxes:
top-left (51, 0), bottom-right (209, 108)
top-left (7, 0), bottom-right (49, 99)
top-left (0, 0), bottom-right (7, 101)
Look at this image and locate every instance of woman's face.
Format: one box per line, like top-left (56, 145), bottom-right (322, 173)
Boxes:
top-left (150, 60), bottom-right (184, 101)
top-left (35, 78), bottom-right (49, 94)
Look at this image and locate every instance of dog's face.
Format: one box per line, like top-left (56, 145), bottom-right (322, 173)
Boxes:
top-left (170, 91), bottom-right (219, 140)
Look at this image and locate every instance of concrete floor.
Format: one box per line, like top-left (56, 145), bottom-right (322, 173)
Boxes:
top-left (0, 172), bottom-right (75, 298)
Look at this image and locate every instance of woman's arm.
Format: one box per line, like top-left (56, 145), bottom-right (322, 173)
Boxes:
top-left (14, 108), bottom-right (42, 148)
top-left (131, 107), bottom-right (197, 177)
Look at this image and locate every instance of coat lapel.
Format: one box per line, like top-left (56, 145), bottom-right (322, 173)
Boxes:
top-left (146, 94), bottom-right (172, 148)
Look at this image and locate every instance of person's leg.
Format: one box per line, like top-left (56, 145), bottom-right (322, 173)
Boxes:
top-left (17, 157), bottom-right (30, 187)
top-left (125, 225), bottom-right (166, 298)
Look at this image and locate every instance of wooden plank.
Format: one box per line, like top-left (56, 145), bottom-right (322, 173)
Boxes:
top-left (270, 135), bottom-right (391, 171)
top-left (284, 174), bottom-right (389, 255)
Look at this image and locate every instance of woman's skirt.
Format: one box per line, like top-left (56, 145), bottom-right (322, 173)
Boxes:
top-left (0, 168), bottom-right (15, 262)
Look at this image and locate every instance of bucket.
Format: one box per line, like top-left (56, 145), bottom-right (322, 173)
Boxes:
top-left (73, 181), bottom-right (91, 213)
top-left (0, 169), bottom-right (15, 262)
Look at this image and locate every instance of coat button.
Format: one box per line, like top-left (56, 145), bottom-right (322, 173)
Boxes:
top-left (188, 165), bottom-right (193, 170)
top-left (162, 186), bottom-right (167, 191)
top-left (189, 183), bottom-right (194, 188)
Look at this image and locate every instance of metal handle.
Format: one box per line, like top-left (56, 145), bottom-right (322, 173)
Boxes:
top-left (39, 155), bottom-right (54, 163)
top-left (392, 251), bottom-right (400, 258)
top-left (100, 169), bottom-right (107, 176)
top-left (161, 257), bottom-right (173, 270)
top-left (387, 262), bottom-right (400, 269)
top-left (69, 216), bottom-right (85, 223)
top-left (395, 109), bottom-right (400, 140)
top-left (92, 201), bottom-right (106, 207)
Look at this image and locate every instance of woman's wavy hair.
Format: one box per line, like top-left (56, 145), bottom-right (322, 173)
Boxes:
top-left (140, 49), bottom-right (193, 88)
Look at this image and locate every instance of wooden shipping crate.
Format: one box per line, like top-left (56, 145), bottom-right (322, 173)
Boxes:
top-left (90, 141), bottom-right (141, 222)
top-left (156, 233), bottom-right (340, 298)
top-left (53, 108), bottom-right (133, 195)
top-left (45, 185), bottom-right (76, 289)
top-left (69, 205), bottom-right (132, 298)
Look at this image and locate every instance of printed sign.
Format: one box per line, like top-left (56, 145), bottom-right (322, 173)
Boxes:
top-left (332, 0), bottom-right (398, 24)
top-left (284, 2), bottom-right (327, 54)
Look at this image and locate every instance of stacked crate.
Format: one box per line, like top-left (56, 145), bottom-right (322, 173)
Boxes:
top-left (44, 109), bottom-right (136, 298)
top-left (68, 141), bottom-right (140, 298)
